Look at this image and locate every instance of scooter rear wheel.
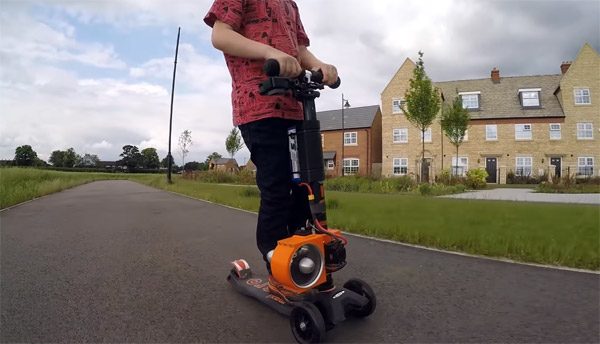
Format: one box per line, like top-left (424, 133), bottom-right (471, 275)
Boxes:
top-left (343, 278), bottom-right (376, 318)
top-left (290, 302), bottom-right (326, 343)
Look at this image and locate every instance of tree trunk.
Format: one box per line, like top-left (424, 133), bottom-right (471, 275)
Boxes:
top-left (422, 128), bottom-right (426, 183)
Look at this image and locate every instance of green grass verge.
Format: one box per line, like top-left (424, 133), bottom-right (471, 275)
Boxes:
top-left (2, 168), bottom-right (598, 270)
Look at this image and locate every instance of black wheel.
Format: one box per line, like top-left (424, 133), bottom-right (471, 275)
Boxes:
top-left (343, 278), bottom-right (376, 318)
top-left (290, 302), bottom-right (326, 343)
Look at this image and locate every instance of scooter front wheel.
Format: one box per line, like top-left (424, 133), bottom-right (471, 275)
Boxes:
top-left (290, 302), bottom-right (326, 343)
top-left (343, 278), bottom-right (377, 318)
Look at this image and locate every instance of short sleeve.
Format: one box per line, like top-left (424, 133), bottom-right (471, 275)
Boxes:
top-left (204, 0), bottom-right (244, 31)
top-left (293, 1), bottom-right (310, 46)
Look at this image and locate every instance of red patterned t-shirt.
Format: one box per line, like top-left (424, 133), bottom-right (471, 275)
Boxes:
top-left (204, 0), bottom-right (310, 126)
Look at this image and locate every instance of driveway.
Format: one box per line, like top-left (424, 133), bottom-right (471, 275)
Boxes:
top-left (441, 187), bottom-right (600, 205)
top-left (1, 181), bottom-right (598, 343)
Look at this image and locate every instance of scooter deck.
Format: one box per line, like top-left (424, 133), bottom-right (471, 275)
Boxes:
top-left (227, 269), bottom-right (293, 316)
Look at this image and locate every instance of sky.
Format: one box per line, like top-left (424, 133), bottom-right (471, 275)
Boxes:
top-left (1, 0), bottom-right (598, 166)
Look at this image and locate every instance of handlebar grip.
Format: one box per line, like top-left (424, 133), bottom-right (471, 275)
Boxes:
top-left (263, 59), bottom-right (341, 88)
top-left (263, 59), bottom-right (280, 77)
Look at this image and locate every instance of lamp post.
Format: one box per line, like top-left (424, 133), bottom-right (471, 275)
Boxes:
top-left (341, 94), bottom-right (350, 176)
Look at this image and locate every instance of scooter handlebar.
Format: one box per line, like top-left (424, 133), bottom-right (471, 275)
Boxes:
top-left (263, 59), bottom-right (341, 89)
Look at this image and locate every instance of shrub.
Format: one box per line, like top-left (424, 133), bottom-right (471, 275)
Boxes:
top-left (325, 175), bottom-right (416, 193)
top-left (466, 168), bottom-right (488, 189)
top-left (197, 170), bottom-right (236, 184)
top-left (436, 168), bottom-right (467, 186)
top-left (507, 171), bottom-right (542, 184)
top-left (236, 169), bottom-right (256, 185)
top-left (418, 183), bottom-right (432, 195)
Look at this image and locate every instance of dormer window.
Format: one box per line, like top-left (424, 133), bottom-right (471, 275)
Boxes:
top-left (519, 88), bottom-right (541, 108)
top-left (459, 91), bottom-right (480, 111)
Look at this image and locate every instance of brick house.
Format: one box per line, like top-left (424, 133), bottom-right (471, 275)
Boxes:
top-left (317, 105), bottom-right (382, 177)
top-left (209, 158), bottom-right (239, 173)
top-left (381, 43), bottom-right (599, 183)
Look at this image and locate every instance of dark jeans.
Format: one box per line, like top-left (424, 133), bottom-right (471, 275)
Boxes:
top-left (239, 118), bottom-right (312, 269)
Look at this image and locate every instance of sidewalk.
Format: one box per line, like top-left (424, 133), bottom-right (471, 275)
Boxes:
top-left (441, 188), bottom-right (600, 205)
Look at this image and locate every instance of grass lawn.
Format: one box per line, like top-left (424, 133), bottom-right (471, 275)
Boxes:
top-left (2, 168), bottom-right (598, 270)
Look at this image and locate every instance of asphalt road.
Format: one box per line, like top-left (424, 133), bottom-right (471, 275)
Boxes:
top-left (1, 181), bottom-right (598, 343)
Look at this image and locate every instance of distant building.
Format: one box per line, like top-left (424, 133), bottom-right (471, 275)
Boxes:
top-left (209, 158), bottom-right (239, 173)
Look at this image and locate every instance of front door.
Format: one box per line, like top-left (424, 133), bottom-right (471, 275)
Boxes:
top-left (421, 159), bottom-right (430, 183)
top-left (486, 158), bottom-right (497, 183)
top-left (550, 157), bottom-right (562, 178)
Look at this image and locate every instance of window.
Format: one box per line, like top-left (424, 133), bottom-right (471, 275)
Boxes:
top-left (519, 89), bottom-right (541, 107)
top-left (321, 134), bottom-right (324, 149)
top-left (577, 123), bottom-right (593, 139)
top-left (459, 92), bottom-right (480, 110)
top-left (421, 128), bottom-right (432, 143)
top-left (515, 157), bottom-right (533, 177)
top-left (393, 128), bottom-right (408, 143)
top-left (344, 132), bottom-right (358, 145)
top-left (326, 160), bottom-right (335, 170)
top-left (343, 158), bottom-right (359, 175)
top-left (574, 88), bottom-right (591, 105)
top-left (549, 124), bottom-right (561, 140)
top-left (515, 124), bottom-right (532, 140)
top-left (451, 156), bottom-right (469, 176)
top-left (392, 99), bottom-right (405, 114)
top-left (393, 158), bottom-right (408, 175)
top-left (578, 157), bottom-right (594, 176)
top-left (486, 125), bottom-right (498, 140)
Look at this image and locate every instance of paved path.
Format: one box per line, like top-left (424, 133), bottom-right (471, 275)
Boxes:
top-left (1, 181), bottom-right (598, 343)
top-left (441, 187), bottom-right (600, 205)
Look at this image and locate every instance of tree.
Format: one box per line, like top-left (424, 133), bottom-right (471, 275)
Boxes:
top-left (178, 130), bottom-right (192, 168)
top-left (78, 153), bottom-right (100, 167)
top-left (225, 127), bottom-right (244, 158)
top-left (402, 51), bottom-right (441, 182)
top-left (49, 150), bottom-right (66, 167)
top-left (14, 145), bottom-right (38, 166)
top-left (141, 148), bottom-right (160, 169)
top-left (62, 148), bottom-right (79, 168)
top-left (184, 161), bottom-right (203, 171)
top-left (441, 96), bottom-right (470, 176)
top-left (120, 145), bottom-right (142, 171)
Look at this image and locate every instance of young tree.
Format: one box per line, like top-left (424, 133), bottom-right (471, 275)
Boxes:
top-left (441, 96), bottom-right (470, 176)
top-left (141, 148), bottom-right (160, 169)
top-left (225, 127), bottom-right (244, 158)
top-left (14, 145), bottom-right (38, 166)
top-left (402, 51), bottom-right (441, 182)
top-left (120, 145), bottom-right (142, 171)
top-left (178, 130), bottom-right (192, 168)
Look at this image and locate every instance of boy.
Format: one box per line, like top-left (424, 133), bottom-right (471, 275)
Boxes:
top-left (204, 0), bottom-right (338, 296)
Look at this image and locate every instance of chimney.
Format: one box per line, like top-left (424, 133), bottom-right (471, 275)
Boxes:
top-left (560, 61), bottom-right (572, 74)
top-left (491, 67), bottom-right (500, 83)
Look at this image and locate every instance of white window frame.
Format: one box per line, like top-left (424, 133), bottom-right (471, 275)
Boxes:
top-left (459, 92), bottom-right (480, 110)
top-left (392, 98), bottom-right (405, 114)
top-left (326, 159), bottom-right (335, 170)
top-left (451, 156), bottom-right (469, 176)
top-left (519, 88), bottom-right (541, 108)
top-left (486, 125), bottom-right (498, 141)
top-left (393, 128), bottom-right (408, 143)
top-left (574, 88), bottom-right (591, 105)
top-left (578, 157), bottom-right (594, 176)
top-left (577, 122), bottom-right (593, 140)
top-left (515, 124), bottom-right (532, 140)
top-left (421, 127), bottom-right (432, 143)
top-left (392, 158), bottom-right (408, 176)
top-left (344, 132), bottom-right (358, 146)
top-left (549, 123), bottom-right (561, 140)
top-left (515, 157), bottom-right (533, 177)
top-left (321, 134), bottom-right (324, 149)
top-left (343, 158), bottom-right (359, 175)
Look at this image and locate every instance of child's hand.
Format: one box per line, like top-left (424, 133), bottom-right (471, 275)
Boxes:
top-left (266, 50), bottom-right (302, 78)
top-left (313, 63), bottom-right (338, 86)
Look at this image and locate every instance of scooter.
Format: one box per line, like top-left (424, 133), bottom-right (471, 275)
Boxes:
top-left (227, 59), bottom-right (376, 343)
